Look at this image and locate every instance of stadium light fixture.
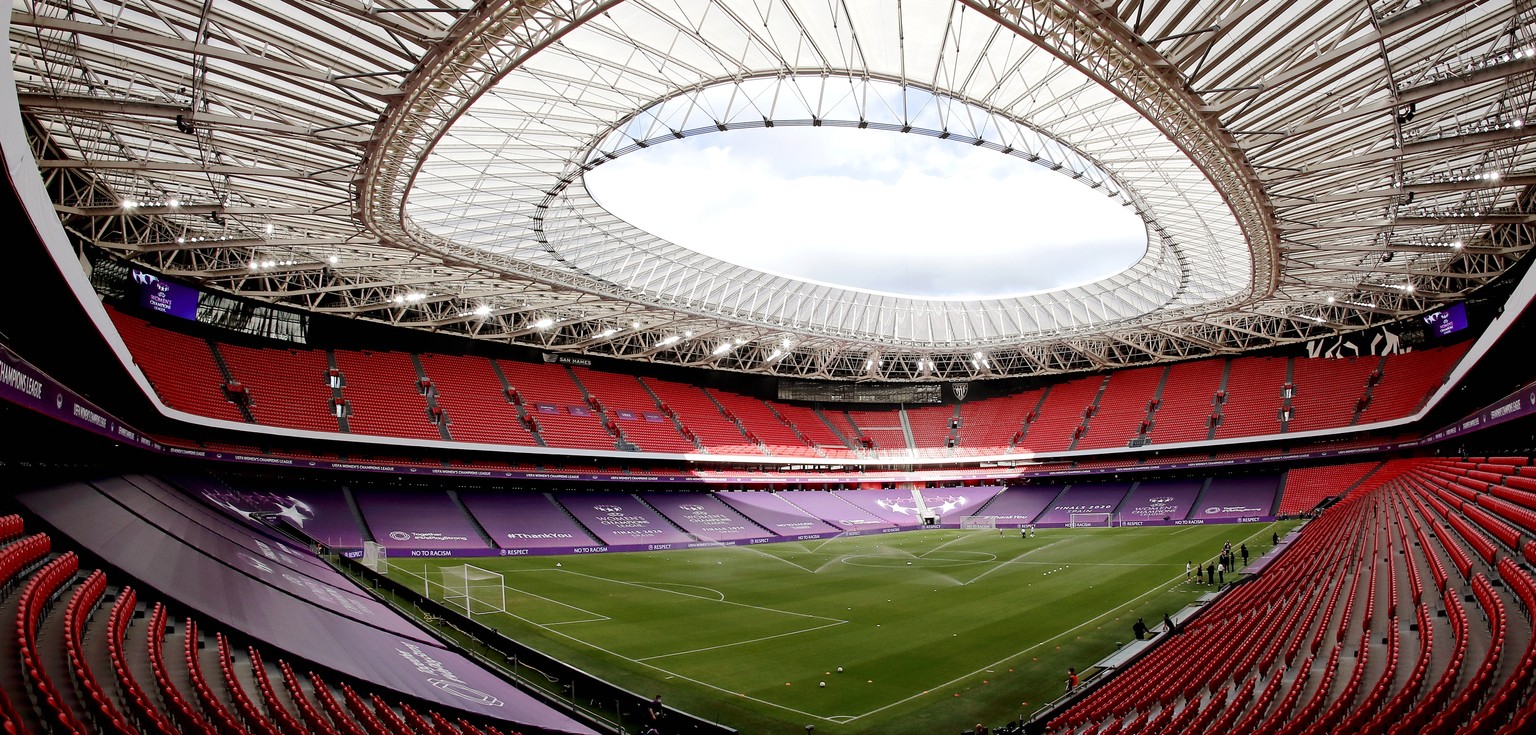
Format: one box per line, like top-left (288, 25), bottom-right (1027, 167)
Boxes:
top-left (533, 317), bottom-right (554, 329)
top-left (473, 304), bottom-right (492, 317)
top-left (657, 335), bottom-right (681, 347)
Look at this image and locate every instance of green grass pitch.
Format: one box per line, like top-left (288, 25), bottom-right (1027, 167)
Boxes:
top-left (386, 521), bottom-right (1295, 734)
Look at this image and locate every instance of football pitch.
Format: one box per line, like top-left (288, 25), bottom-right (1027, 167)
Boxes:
top-left (385, 521), bottom-right (1295, 734)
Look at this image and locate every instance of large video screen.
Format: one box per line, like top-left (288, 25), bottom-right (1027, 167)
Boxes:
top-left (1421, 302), bottom-right (1468, 338)
top-left (133, 269), bottom-right (200, 319)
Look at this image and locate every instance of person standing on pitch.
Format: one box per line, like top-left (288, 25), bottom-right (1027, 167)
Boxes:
top-left (1065, 667), bottom-right (1079, 692)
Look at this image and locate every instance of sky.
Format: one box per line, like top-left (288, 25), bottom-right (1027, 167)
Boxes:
top-left (584, 126), bottom-right (1148, 299)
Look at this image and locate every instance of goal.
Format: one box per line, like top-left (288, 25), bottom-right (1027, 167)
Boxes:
top-left (959, 516), bottom-right (999, 530)
top-left (440, 564), bottom-right (507, 616)
top-left (361, 541), bottom-right (388, 572)
top-left (1068, 512), bottom-right (1115, 528)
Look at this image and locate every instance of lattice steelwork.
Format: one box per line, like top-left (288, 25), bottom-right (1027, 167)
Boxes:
top-left (10, 0), bottom-right (1536, 380)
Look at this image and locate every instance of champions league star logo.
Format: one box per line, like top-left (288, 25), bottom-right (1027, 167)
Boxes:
top-left (594, 504), bottom-right (625, 514)
top-left (679, 504), bottom-right (705, 512)
top-left (204, 492), bottom-right (315, 528)
top-left (877, 495), bottom-right (968, 516)
top-left (1149, 496), bottom-right (1174, 505)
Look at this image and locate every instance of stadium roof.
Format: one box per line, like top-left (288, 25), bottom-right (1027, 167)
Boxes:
top-left (11, 0), bottom-right (1535, 380)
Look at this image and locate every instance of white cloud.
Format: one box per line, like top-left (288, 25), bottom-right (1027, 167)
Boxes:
top-left (585, 126), bottom-right (1147, 299)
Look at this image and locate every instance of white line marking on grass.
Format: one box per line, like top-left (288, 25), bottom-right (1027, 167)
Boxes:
top-left (917, 534), bottom-right (974, 558)
top-left (841, 566), bottom-right (1198, 724)
top-left (735, 545), bottom-right (820, 573)
top-left (636, 619), bottom-right (849, 662)
top-left (962, 540), bottom-right (1064, 586)
top-left (643, 582), bottom-right (726, 601)
top-left (557, 569), bottom-right (848, 623)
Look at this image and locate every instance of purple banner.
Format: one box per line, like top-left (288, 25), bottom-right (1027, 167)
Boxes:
top-left (355, 491), bottom-right (486, 549)
top-left (0, 344), bottom-right (160, 451)
top-left (776, 490), bottom-right (895, 531)
top-left (614, 409), bottom-right (637, 420)
top-left (643, 411), bottom-right (665, 422)
top-left (460, 491), bottom-right (597, 550)
top-left (1115, 479), bottom-right (1202, 525)
top-left (557, 493), bottom-right (695, 546)
top-left (535, 403), bottom-right (558, 414)
top-left (260, 487), bottom-right (367, 549)
top-left (716, 492), bottom-right (842, 536)
top-left (1036, 483), bottom-right (1133, 525)
top-left (642, 493), bottom-right (768, 541)
top-left (976, 485), bottom-right (1063, 526)
top-left (1190, 476), bottom-right (1280, 521)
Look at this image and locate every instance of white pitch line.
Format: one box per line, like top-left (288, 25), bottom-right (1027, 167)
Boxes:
top-left (962, 539), bottom-right (1064, 586)
top-left (843, 563), bottom-right (1197, 723)
top-left (636, 619), bottom-right (849, 662)
top-left (557, 569), bottom-right (847, 623)
top-left (917, 533), bottom-right (976, 558)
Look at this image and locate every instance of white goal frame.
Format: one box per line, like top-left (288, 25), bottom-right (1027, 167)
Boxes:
top-left (959, 516), bottom-right (999, 530)
top-left (440, 564), bottom-right (507, 616)
top-left (361, 541), bottom-right (388, 572)
top-left (1067, 512), bottom-right (1115, 528)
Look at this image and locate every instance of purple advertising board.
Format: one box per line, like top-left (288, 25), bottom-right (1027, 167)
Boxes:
top-left (15, 483), bottom-right (594, 733)
top-left (1189, 476), bottom-right (1280, 521)
top-left (557, 492), bottom-right (695, 546)
top-left (976, 485), bottom-right (1064, 526)
top-left (354, 490), bottom-right (486, 550)
top-left (641, 493), bottom-right (768, 541)
top-left (716, 492), bottom-right (841, 536)
top-left (460, 492), bottom-right (597, 550)
top-left (776, 490), bottom-right (895, 531)
top-left (1036, 483), bottom-right (1134, 526)
top-left (1115, 479), bottom-right (1202, 525)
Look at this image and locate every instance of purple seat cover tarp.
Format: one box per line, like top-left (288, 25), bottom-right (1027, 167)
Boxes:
top-left (920, 486), bottom-right (1005, 521)
top-left (18, 482), bottom-right (594, 734)
top-left (355, 490), bottom-right (486, 549)
top-left (557, 493), bottom-right (695, 545)
top-left (715, 492), bottom-right (841, 536)
top-left (1191, 476), bottom-right (1280, 520)
top-left (460, 491), bottom-right (597, 549)
top-left (976, 485), bottom-right (1063, 525)
top-left (641, 493), bottom-right (768, 541)
top-left (1118, 479), bottom-right (1203, 523)
top-left (1036, 483), bottom-right (1134, 525)
top-left (776, 491), bottom-right (895, 530)
top-left (830, 490), bottom-right (925, 527)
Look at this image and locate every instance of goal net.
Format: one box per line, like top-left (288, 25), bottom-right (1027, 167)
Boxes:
top-left (361, 541), bottom-right (388, 572)
top-left (1068, 512), bottom-right (1114, 528)
top-left (959, 516), bottom-right (999, 530)
top-left (440, 564), bottom-right (506, 616)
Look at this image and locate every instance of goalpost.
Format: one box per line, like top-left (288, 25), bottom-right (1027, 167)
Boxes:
top-left (1067, 512), bottom-right (1115, 528)
top-left (440, 564), bottom-right (507, 616)
top-left (959, 516), bottom-right (999, 530)
top-left (361, 541), bottom-right (388, 572)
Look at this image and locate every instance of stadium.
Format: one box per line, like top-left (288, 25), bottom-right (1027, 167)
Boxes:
top-left (3, 0), bottom-right (1536, 733)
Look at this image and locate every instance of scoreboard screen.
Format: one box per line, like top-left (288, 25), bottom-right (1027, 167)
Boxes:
top-left (777, 380), bottom-right (943, 404)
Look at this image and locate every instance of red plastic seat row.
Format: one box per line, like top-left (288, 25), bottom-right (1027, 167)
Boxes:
top-left (16, 551), bottom-right (89, 734)
top-left (180, 619), bottom-right (251, 735)
top-left (62, 570), bottom-right (136, 734)
top-left (215, 634), bottom-right (281, 735)
top-left (143, 604), bottom-right (215, 734)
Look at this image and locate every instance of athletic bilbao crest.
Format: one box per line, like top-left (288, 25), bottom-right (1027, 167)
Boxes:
top-left (951, 382), bottom-right (970, 401)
